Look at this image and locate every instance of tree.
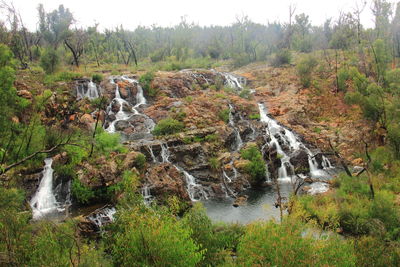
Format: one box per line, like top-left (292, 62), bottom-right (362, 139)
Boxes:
top-left (64, 28), bottom-right (87, 67)
top-left (38, 4), bottom-right (74, 49)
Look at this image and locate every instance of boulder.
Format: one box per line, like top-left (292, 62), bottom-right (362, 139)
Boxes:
top-left (115, 120), bottom-right (130, 131)
top-left (145, 163), bottom-right (190, 202)
top-left (17, 89), bottom-right (33, 100)
top-left (290, 150), bottom-right (310, 174)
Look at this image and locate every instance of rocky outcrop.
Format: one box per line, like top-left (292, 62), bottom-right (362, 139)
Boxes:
top-left (145, 163), bottom-right (190, 202)
top-left (77, 156), bottom-right (121, 189)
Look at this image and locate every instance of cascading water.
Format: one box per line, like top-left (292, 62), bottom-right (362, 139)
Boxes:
top-left (105, 76), bottom-right (154, 134)
top-left (77, 81), bottom-right (99, 100)
top-left (228, 104), bottom-right (243, 151)
top-left (258, 103), bottom-right (332, 182)
top-left (87, 206), bottom-right (116, 229)
top-left (30, 158), bottom-right (70, 220)
top-left (223, 73), bottom-right (245, 90)
top-left (141, 185), bottom-right (153, 205)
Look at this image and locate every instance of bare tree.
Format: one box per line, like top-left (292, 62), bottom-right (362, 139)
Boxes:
top-left (64, 28), bottom-right (87, 67)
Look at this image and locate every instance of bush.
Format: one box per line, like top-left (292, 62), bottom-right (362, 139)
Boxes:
top-left (134, 153), bottom-right (146, 170)
top-left (337, 68), bottom-right (350, 92)
top-left (237, 220), bottom-right (356, 266)
top-left (139, 71), bottom-right (157, 97)
top-left (297, 55), bottom-right (318, 88)
top-left (208, 157), bottom-right (220, 170)
top-left (95, 130), bottom-right (123, 154)
top-left (152, 118), bottom-right (185, 136)
top-left (239, 89), bottom-right (251, 99)
top-left (110, 207), bottom-right (204, 266)
top-left (249, 113), bottom-right (260, 120)
top-left (218, 108), bottom-right (230, 123)
top-left (71, 178), bottom-right (94, 204)
top-left (270, 49), bottom-right (291, 67)
top-left (92, 73), bottom-right (103, 83)
top-left (40, 48), bottom-right (60, 74)
top-left (240, 144), bottom-right (266, 184)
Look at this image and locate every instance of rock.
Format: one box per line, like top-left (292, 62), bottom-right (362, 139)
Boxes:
top-left (290, 150), bottom-right (310, 174)
top-left (233, 195), bottom-right (248, 207)
top-left (115, 120), bottom-right (130, 131)
top-left (111, 100), bottom-right (121, 113)
top-left (122, 151), bottom-right (143, 170)
top-left (352, 158), bottom-right (363, 166)
top-left (80, 114), bottom-right (95, 129)
top-left (17, 89), bottom-right (33, 99)
top-left (122, 102), bottom-right (132, 112)
top-left (145, 163), bottom-right (190, 202)
top-left (77, 156), bottom-right (120, 189)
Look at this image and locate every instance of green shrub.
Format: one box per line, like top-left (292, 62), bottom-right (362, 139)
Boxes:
top-left (152, 118), bottom-right (185, 136)
top-left (297, 55), bottom-right (318, 88)
top-left (110, 207), bottom-right (203, 266)
top-left (237, 220), bottom-right (356, 266)
top-left (134, 153), bottom-right (146, 170)
top-left (71, 179), bottom-right (94, 204)
top-left (95, 129), bottom-right (123, 154)
top-left (337, 68), bottom-right (350, 92)
top-left (208, 157), bottom-right (220, 170)
top-left (270, 49), bottom-right (292, 67)
top-left (92, 73), bottom-right (103, 83)
top-left (40, 48), bottom-right (60, 74)
top-left (239, 89), bottom-right (251, 99)
top-left (249, 113), bottom-right (260, 120)
top-left (218, 108), bottom-right (230, 123)
top-left (139, 71), bottom-right (157, 97)
top-left (240, 145), bottom-right (266, 184)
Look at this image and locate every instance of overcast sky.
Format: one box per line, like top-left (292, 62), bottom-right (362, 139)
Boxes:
top-left (6, 0), bottom-right (383, 31)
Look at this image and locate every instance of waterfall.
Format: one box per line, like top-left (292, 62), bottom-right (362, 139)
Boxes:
top-left (161, 143), bottom-right (170, 163)
top-left (228, 104), bottom-right (243, 151)
top-left (147, 145), bottom-right (157, 163)
top-left (105, 80), bottom-right (132, 133)
top-left (105, 76), bottom-right (155, 134)
top-left (223, 73), bottom-right (244, 90)
top-left (175, 166), bottom-right (208, 201)
top-left (77, 81), bottom-right (99, 100)
top-left (322, 155), bottom-right (333, 169)
top-left (30, 158), bottom-right (58, 220)
top-left (258, 103), bottom-right (331, 182)
top-left (87, 206), bottom-right (116, 229)
top-left (141, 185), bottom-right (153, 205)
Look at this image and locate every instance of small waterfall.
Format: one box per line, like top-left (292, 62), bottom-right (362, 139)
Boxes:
top-left (30, 158), bottom-right (58, 220)
top-left (322, 155), bottom-right (333, 169)
top-left (77, 81), bottom-right (99, 100)
top-left (141, 185), bottom-right (153, 205)
top-left (105, 76), bottom-right (155, 134)
top-left (175, 166), bottom-right (208, 201)
top-left (161, 143), bottom-right (170, 163)
top-left (228, 104), bottom-right (243, 151)
top-left (87, 206), bottom-right (116, 229)
top-left (105, 80), bottom-right (132, 133)
top-left (258, 103), bottom-right (331, 182)
top-left (223, 73), bottom-right (244, 90)
top-left (147, 145), bottom-right (157, 163)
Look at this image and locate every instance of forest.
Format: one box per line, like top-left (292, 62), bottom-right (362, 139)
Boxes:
top-left (1, 0), bottom-right (400, 266)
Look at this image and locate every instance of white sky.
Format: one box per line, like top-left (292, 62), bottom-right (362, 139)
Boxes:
top-left (6, 0), bottom-right (386, 31)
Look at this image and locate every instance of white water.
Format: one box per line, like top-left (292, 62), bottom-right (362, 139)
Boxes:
top-left (30, 158), bottom-right (58, 220)
top-left (147, 145), bottom-right (157, 163)
top-left (258, 103), bottom-right (332, 182)
top-left (141, 185), bottom-right (153, 205)
top-left (223, 73), bottom-right (244, 90)
top-left (228, 104), bottom-right (243, 151)
top-left (105, 76), bottom-right (154, 134)
top-left (161, 143), bottom-right (171, 163)
top-left (77, 81), bottom-right (99, 100)
top-left (87, 206), bottom-right (116, 229)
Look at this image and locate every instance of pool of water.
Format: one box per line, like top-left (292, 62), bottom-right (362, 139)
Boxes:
top-left (202, 182), bottom-right (293, 224)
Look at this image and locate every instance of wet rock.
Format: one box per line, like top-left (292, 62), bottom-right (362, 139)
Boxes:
top-left (115, 120), bottom-right (130, 131)
top-left (80, 114), bottom-right (95, 130)
top-left (290, 150), bottom-right (310, 174)
top-left (77, 156), bottom-right (120, 189)
top-left (145, 163), bottom-right (190, 202)
top-left (111, 100), bottom-right (121, 113)
top-left (233, 195), bottom-right (248, 207)
top-left (122, 102), bottom-right (132, 112)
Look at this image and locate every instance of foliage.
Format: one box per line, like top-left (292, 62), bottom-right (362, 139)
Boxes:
top-left (152, 118), bottom-right (185, 136)
top-left (218, 108), bottom-right (230, 123)
top-left (71, 178), bottom-right (95, 204)
top-left (237, 220), bottom-right (356, 266)
top-left (270, 49), bottom-right (291, 67)
top-left (208, 157), bottom-right (220, 170)
top-left (297, 55), bottom-right (318, 88)
top-left (337, 68), bottom-right (350, 92)
top-left (240, 144), bottom-right (266, 184)
top-left (92, 73), bottom-right (103, 83)
top-left (94, 129), bottom-right (124, 154)
top-left (109, 206), bottom-right (204, 266)
top-left (40, 48), bottom-right (60, 74)
top-left (139, 71), bottom-right (157, 97)
top-left (134, 153), bottom-right (146, 170)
